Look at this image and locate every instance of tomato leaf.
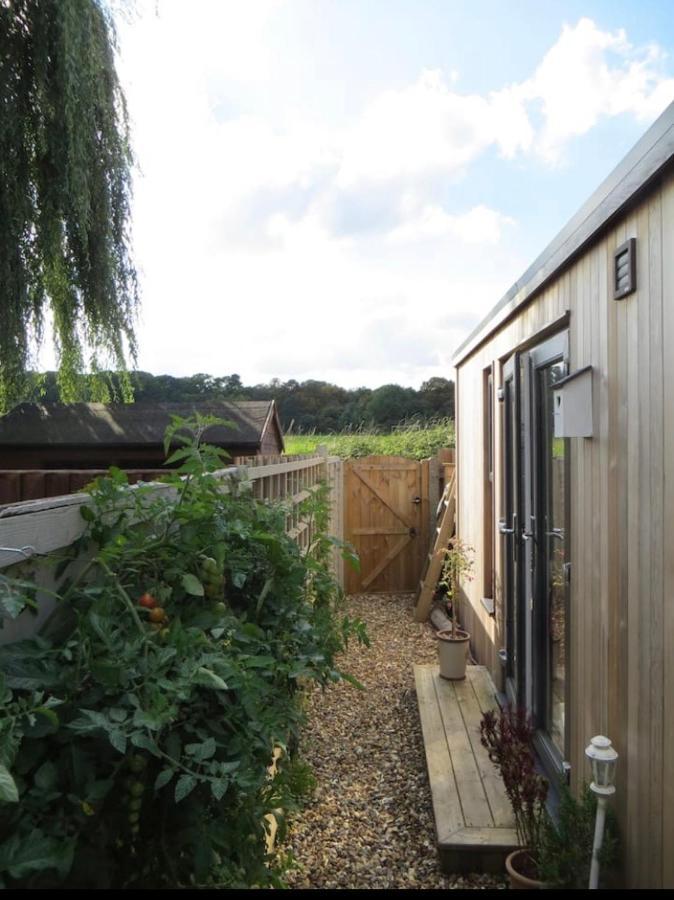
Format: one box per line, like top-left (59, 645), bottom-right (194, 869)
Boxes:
top-left (155, 769), bottom-right (174, 792)
top-left (210, 778), bottom-right (228, 801)
top-left (182, 574), bottom-right (204, 597)
top-left (174, 774), bottom-right (197, 803)
top-left (194, 667), bottom-right (227, 691)
top-left (0, 765), bottom-right (19, 803)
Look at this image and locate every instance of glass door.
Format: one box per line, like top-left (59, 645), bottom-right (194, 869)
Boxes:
top-left (501, 332), bottom-right (570, 776)
top-left (528, 335), bottom-right (569, 772)
top-left (501, 354), bottom-right (523, 707)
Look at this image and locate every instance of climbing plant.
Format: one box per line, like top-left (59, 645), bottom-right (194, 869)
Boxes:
top-left (0, 0), bottom-right (137, 411)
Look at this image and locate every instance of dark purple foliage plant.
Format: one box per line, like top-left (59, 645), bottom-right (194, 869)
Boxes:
top-left (480, 705), bottom-right (549, 873)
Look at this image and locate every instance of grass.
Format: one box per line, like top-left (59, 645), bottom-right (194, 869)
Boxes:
top-left (284, 418), bottom-right (454, 460)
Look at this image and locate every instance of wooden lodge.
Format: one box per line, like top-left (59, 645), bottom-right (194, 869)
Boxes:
top-left (450, 99), bottom-right (674, 887)
top-left (0, 400), bottom-right (284, 505)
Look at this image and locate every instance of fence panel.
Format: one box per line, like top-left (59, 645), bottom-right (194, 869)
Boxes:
top-left (0, 454), bottom-right (344, 645)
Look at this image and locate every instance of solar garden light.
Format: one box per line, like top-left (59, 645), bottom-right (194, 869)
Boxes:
top-left (585, 735), bottom-right (618, 890)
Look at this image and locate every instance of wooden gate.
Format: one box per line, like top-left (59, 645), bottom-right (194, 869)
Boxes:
top-left (345, 455), bottom-right (430, 593)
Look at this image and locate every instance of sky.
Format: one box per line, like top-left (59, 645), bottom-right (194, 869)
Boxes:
top-left (87, 0), bottom-right (674, 389)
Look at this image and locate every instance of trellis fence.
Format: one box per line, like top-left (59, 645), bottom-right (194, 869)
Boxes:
top-left (0, 452), bottom-right (344, 644)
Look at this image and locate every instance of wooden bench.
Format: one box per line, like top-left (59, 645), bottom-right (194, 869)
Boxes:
top-left (414, 664), bottom-right (519, 873)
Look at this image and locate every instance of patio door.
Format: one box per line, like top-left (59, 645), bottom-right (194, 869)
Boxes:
top-left (501, 331), bottom-right (570, 776)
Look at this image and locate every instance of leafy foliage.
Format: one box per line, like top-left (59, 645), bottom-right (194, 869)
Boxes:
top-left (20, 371), bottom-right (455, 433)
top-left (437, 538), bottom-right (474, 638)
top-left (537, 782), bottom-right (620, 889)
top-left (480, 707), bottom-right (621, 887)
top-left (480, 706), bottom-right (549, 862)
top-left (0, 0), bottom-right (137, 411)
top-left (0, 417), bottom-right (365, 888)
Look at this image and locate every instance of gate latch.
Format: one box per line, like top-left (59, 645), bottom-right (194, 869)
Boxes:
top-left (412, 496), bottom-right (421, 505)
top-left (409, 527), bottom-right (417, 537)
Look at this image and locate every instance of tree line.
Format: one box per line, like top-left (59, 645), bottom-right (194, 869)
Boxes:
top-left (23, 371), bottom-right (455, 433)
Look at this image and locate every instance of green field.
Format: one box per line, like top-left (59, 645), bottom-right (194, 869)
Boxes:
top-left (284, 418), bottom-right (454, 460)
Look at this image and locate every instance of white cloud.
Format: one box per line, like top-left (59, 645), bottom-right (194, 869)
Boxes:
top-left (337, 70), bottom-right (494, 188)
top-left (88, 10), bottom-right (674, 391)
top-left (521, 17), bottom-right (674, 162)
top-left (388, 203), bottom-right (515, 245)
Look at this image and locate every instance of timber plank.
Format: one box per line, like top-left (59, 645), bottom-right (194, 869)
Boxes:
top-left (453, 675), bottom-right (513, 828)
top-left (434, 676), bottom-right (493, 828)
top-left (415, 664), bottom-right (520, 874)
top-left (414, 665), bottom-right (464, 842)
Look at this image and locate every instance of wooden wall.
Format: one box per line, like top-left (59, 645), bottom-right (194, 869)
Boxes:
top-left (455, 168), bottom-right (674, 888)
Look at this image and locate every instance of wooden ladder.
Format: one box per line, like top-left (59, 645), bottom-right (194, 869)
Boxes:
top-left (414, 471), bottom-right (456, 622)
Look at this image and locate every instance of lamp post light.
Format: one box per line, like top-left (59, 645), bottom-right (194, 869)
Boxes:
top-left (585, 735), bottom-right (618, 889)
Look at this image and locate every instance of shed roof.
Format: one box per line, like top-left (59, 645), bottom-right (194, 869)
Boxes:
top-left (0, 401), bottom-right (283, 450)
top-left (453, 98), bottom-right (674, 367)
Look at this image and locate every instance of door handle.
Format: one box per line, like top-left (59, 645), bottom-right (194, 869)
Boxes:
top-left (546, 528), bottom-right (565, 541)
top-left (498, 518), bottom-right (514, 535)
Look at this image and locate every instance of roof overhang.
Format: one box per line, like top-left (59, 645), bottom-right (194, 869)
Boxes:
top-left (453, 100), bottom-right (674, 368)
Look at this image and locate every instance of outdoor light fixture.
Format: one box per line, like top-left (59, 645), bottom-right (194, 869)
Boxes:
top-left (585, 735), bottom-right (618, 889)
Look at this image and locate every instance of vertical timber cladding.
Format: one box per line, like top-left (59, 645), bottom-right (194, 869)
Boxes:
top-left (345, 455), bottom-right (427, 593)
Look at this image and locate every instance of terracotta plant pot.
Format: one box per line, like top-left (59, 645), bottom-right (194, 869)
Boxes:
top-left (505, 849), bottom-right (546, 890)
top-left (436, 628), bottom-right (470, 680)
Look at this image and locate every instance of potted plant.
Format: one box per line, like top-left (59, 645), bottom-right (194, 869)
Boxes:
top-left (435, 538), bottom-right (474, 680)
top-left (480, 705), bottom-right (549, 888)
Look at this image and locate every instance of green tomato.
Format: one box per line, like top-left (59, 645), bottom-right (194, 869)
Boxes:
top-left (128, 755), bottom-right (147, 773)
top-left (128, 811), bottom-right (140, 824)
top-left (129, 797), bottom-right (142, 811)
top-left (129, 781), bottom-right (144, 797)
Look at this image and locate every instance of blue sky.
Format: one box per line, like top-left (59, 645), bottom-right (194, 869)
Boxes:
top-left (101, 0), bottom-right (674, 388)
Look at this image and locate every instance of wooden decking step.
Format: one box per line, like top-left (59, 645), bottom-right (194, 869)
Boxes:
top-left (414, 664), bottom-right (519, 874)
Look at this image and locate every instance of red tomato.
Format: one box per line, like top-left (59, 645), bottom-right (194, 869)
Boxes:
top-left (139, 593), bottom-right (157, 609)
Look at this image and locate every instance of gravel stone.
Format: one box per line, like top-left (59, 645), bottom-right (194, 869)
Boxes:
top-left (282, 593), bottom-right (508, 890)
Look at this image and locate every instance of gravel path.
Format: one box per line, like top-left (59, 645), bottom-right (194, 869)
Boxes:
top-left (282, 593), bottom-right (507, 890)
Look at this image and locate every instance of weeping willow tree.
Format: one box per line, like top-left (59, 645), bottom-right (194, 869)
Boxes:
top-left (0, 0), bottom-right (138, 412)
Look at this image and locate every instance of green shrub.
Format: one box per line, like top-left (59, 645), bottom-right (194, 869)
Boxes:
top-left (0, 416), bottom-right (365, 888)
top-left (538, 782), bottom-right (620, 888)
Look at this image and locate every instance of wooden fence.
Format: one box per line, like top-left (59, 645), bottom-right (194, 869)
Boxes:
top-left (344, 449), bottom-right (455, 594)
top-left (0, 452), bottom-right (344, 644)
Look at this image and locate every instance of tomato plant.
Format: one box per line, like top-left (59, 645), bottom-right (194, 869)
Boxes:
top-left (0, 415), bottom-right (366, 888)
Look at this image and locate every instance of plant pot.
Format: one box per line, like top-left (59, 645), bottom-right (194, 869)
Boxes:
top-left (436, 628), bottom-right (470, 680)
top-left (505, 849), bottom-right (546, 890)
